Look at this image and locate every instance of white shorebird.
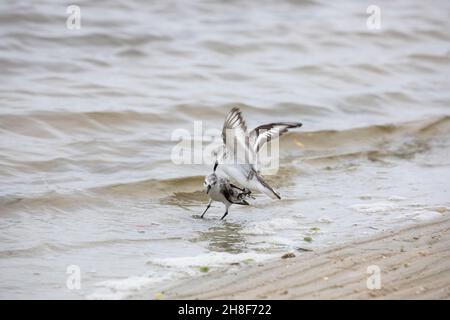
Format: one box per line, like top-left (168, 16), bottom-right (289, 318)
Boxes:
top-left (202, 161), bottom-right (254, 220)
top-left (216, 107), bottom-right (302, 199)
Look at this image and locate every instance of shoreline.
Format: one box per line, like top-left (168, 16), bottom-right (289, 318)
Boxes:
top-left (149, 215), bottom-right (450, 299)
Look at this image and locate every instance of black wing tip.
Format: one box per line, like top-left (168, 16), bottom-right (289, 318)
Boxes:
top-left (228, 106), bottom-right (241, 117)
top-left (254, 122), bottom-right (302, 132)
top-left (224, 106), bottom-right (247, 131)
top-left (286, 122), bottom-right (302, 128)
top-left (269, 186), bottom-right (281, 200)
top-left (255, 173), bottom-right (282, 200)
top-left (266, 188), bottom-right (281, 200)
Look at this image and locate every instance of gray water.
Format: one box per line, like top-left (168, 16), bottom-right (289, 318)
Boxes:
top-left (0, 0), bottom-right (449, 299)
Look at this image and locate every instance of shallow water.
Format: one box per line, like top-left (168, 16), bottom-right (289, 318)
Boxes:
top-left (1, 0), bottom-right (450, 299)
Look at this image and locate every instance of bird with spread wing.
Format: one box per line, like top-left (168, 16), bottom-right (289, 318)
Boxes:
top-left (216, 106), bottom-right (302, 200)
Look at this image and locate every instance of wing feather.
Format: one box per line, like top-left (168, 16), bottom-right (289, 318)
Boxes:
top-left (222, 107), bottom-right (255, 164)
top-left (249, 122), bottom-right (302, 153)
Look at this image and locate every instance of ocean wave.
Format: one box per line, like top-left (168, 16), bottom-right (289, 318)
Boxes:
top-left (1, 115), bottom-right (448, 202)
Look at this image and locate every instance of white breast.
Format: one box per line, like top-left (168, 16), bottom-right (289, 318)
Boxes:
top-left (209, 184), bottom-right (229, 203)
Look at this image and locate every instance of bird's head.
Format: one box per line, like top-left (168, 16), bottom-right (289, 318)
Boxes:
top-left (204, 174), bottom-right (217, 194)
top-left (204, 161), bottom-right (219, 194)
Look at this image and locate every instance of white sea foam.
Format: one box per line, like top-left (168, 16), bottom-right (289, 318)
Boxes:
top-left (241, 218), bottom-right (302, 235)
top-left (317, 216), bottom-right (334, 223)
top-left (349, 202), bottom-right (397, 214)
top-left (88, 251), bottom-right (274, 299)
top-left (407, 210), bottom-right (443, 221)
top-left (87, 274), bottom-right (174, 300)
top-left (147, 251), bottom-right (273, 269)
top-left (388, 195), bottom-right (407, 202)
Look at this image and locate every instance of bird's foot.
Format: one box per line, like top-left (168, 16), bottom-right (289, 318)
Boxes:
top-left (238, 188), bottom-right (254, 200)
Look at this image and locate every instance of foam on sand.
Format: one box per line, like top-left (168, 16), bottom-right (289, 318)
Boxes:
top-left (147, 251), bottom-right (273, 269)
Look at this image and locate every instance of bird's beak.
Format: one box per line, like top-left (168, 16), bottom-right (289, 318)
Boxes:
top-left (206, 185), bottom-right (211, 194)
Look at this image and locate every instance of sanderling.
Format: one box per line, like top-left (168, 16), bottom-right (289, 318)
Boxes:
top-left (202, 161), bottom-right (254, 220)
top-left (216, 106), bottom-right (302, 199)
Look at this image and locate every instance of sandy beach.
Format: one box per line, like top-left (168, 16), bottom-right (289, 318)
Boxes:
top-left (156, 215), bottom-right (450, 300)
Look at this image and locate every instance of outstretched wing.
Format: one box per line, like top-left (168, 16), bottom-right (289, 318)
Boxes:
top-left (249, 122), bottom-right (302, 153)
top-left (222, 107), bottom-right (256, 165)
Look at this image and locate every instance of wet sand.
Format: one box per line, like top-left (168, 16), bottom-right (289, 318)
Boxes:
top-left (157, 215), bottom-right (450, 299)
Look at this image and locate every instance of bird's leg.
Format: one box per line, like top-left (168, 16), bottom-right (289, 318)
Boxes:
top-left (220, 209), bottom-right (228, 220)
top-left (201, 200), bottom-right (212, 218)
top-left (221, 204), bottom-right (230, 220)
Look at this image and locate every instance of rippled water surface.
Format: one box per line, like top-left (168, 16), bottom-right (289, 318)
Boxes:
top-left (1, 0), bottom-right (450, 299)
